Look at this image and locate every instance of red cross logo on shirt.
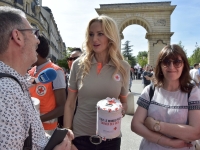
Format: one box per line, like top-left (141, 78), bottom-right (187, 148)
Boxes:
top-left (114, 127), bottom-right (117, 130)
top-left (114, 74), bottom-right (120, 81)
top-left (36, 85), bottom-right (47, 96)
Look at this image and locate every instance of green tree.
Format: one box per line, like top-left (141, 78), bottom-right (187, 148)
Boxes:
top-left (136, 51), bottom-right (148, 67)
top-left (121, 41), bottom-right (136, 67)
top-left (57, 47), bottom-right (75, 70)
top-left (122, 41), bottom-right (133, 57)
top-left (57, 58), bottom-right (68, 69)
top-left (127, 56), bottom-right (137, 67)
top-left (178, 41), bottom-right (187, 57)
top-left (189, 43), bottom-right (200, 65)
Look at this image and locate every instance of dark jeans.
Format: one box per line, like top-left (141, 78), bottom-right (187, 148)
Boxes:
top-left (73, 136), bottom-right (121, 150)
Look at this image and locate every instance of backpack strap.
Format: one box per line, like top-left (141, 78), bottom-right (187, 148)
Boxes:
top-left (0, 73), bottom-right (32, 149)
top-left (0, 73), bottom-right (24, 92)
top-left (149, 84), bottom-right (155, 102)
top-left (188, 91), bottom-right (191, 99)
top-left (186, 88), bottom-right (192, 125)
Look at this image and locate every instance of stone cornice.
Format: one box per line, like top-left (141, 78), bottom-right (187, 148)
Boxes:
top-left (145, 32), bottom-right (174, 39)
top-left (96, 2), bottom-right (176, 14)
top-left (96, 6), bottom-right (176, 14)
top-left (99, 1), bottom-right (172, 8)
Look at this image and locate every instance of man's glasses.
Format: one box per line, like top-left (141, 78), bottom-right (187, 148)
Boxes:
top-left (18, 28), bottom-right (40, 38)
top-left (161, 59), bottom-right (183, 68)
top-left (67, 56), bottom-right (79, 61)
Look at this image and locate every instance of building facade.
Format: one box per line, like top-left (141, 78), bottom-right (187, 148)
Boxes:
top-left (0, 0), bottom-right (66, 62)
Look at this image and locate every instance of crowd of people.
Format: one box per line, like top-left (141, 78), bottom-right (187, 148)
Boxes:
top-left (1, 5), bottom-right (200, 150)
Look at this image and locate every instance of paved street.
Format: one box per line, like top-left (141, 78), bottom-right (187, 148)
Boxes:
top-left (121, 79), bottom-right (143, 150)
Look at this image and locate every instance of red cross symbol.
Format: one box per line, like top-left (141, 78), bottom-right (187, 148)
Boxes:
top-left (38, 86), bottom-right (44, 93)
top-left (36, 85), bottom-right (46, 96)
top-left (114, 74), bottom-right (120, 81)
top-left (108, 100), bottom-right (116, 105)
top-left (114, 127), bottom-right (117, 130)
top-left (102, 137), bottom-right (106, 141)
top-left (115, 75), bottom-right (119, 80)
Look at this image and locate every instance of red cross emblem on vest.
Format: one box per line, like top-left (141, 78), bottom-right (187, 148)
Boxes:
top-left (36, 85), bottom-right (47, 96)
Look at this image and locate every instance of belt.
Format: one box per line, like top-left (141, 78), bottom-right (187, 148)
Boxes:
top-left (89, 135), bottom-right (115, 145)
top-left (73, 135), bottom-right (118, 145)
top-left (89, 135), bottom-right (102, 145)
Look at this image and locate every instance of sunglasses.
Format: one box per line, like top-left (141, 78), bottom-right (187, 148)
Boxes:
top-left (18, 28), bottom-right (40, 38)
top-left (161, 59), bottom-right (183, 68)
top-left (67, 56), bottom-right (79, 61)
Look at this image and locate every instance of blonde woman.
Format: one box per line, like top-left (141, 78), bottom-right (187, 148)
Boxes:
top-left (64, 15), bottom-right (130, 150)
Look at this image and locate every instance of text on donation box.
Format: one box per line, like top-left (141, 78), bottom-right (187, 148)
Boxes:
top-left (96, 98), bottom-right (122, 139)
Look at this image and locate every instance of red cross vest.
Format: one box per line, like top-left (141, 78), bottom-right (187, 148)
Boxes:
top-left (29, 62), bottom-right (62, 130)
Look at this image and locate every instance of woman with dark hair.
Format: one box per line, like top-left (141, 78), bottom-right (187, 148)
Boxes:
top-left (131, 44), bottom-right (200, 150)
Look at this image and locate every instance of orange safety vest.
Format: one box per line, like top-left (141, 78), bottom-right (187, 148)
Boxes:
top-left (29, 62), bottom-right (63, 130)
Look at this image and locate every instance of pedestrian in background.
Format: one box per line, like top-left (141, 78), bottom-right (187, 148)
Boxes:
top-left (64, 15), bottom-right (130, 150)
top-left (190, 63), bottom-right (200, 87)
top-left (129, 67), bottom-right (134, 92)
top-left (142, 64), bottom-right (152, 88)
top-left (134, 68), bottom-right (138, 79)
top-left (131, 44), bottom-right (200, 150)
top-left (0, 6), bottom-right (73, 149)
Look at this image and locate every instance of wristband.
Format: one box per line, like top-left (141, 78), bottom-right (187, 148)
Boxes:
top-left (156, 134), bottom-right (163, 144)
top-left (65, 127), bottom-right (72, 130)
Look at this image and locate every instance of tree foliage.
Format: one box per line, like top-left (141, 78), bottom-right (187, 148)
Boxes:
top-left (178, 41), bottom-right (188, 57)
top-left (57, 47), bottom-right (75, 70)
top-left (189, 43), bottom-right (200, 65)
top-left (122, 41), bottom-right (133, 57)
top-left (121, 40), bottom-right (136, 67)
top-left (136, 51), bottom-right (148, 68)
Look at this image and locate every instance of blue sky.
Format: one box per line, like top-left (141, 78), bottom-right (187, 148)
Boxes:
top-left (42, 0), bottom-right (200, 57)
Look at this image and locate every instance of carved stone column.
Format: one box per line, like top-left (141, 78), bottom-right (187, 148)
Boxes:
top-left (145, 32), bottom-right (173, 66)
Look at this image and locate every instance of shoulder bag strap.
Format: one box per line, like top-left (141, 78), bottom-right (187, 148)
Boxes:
top-left (0, 73), bottom-right (24, 92)
top-left (0, 73), bottom-right (32, 149)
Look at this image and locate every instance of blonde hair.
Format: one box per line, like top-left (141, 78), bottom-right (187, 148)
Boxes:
top-left (79, 15), bottom-right (127, 87)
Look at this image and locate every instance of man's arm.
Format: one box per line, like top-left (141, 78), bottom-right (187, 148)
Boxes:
top-left (40, 88), bottom-right (66, 122)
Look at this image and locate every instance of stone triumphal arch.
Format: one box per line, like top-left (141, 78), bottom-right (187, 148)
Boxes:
top-left (95, 1), bottom-right (176, 66)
